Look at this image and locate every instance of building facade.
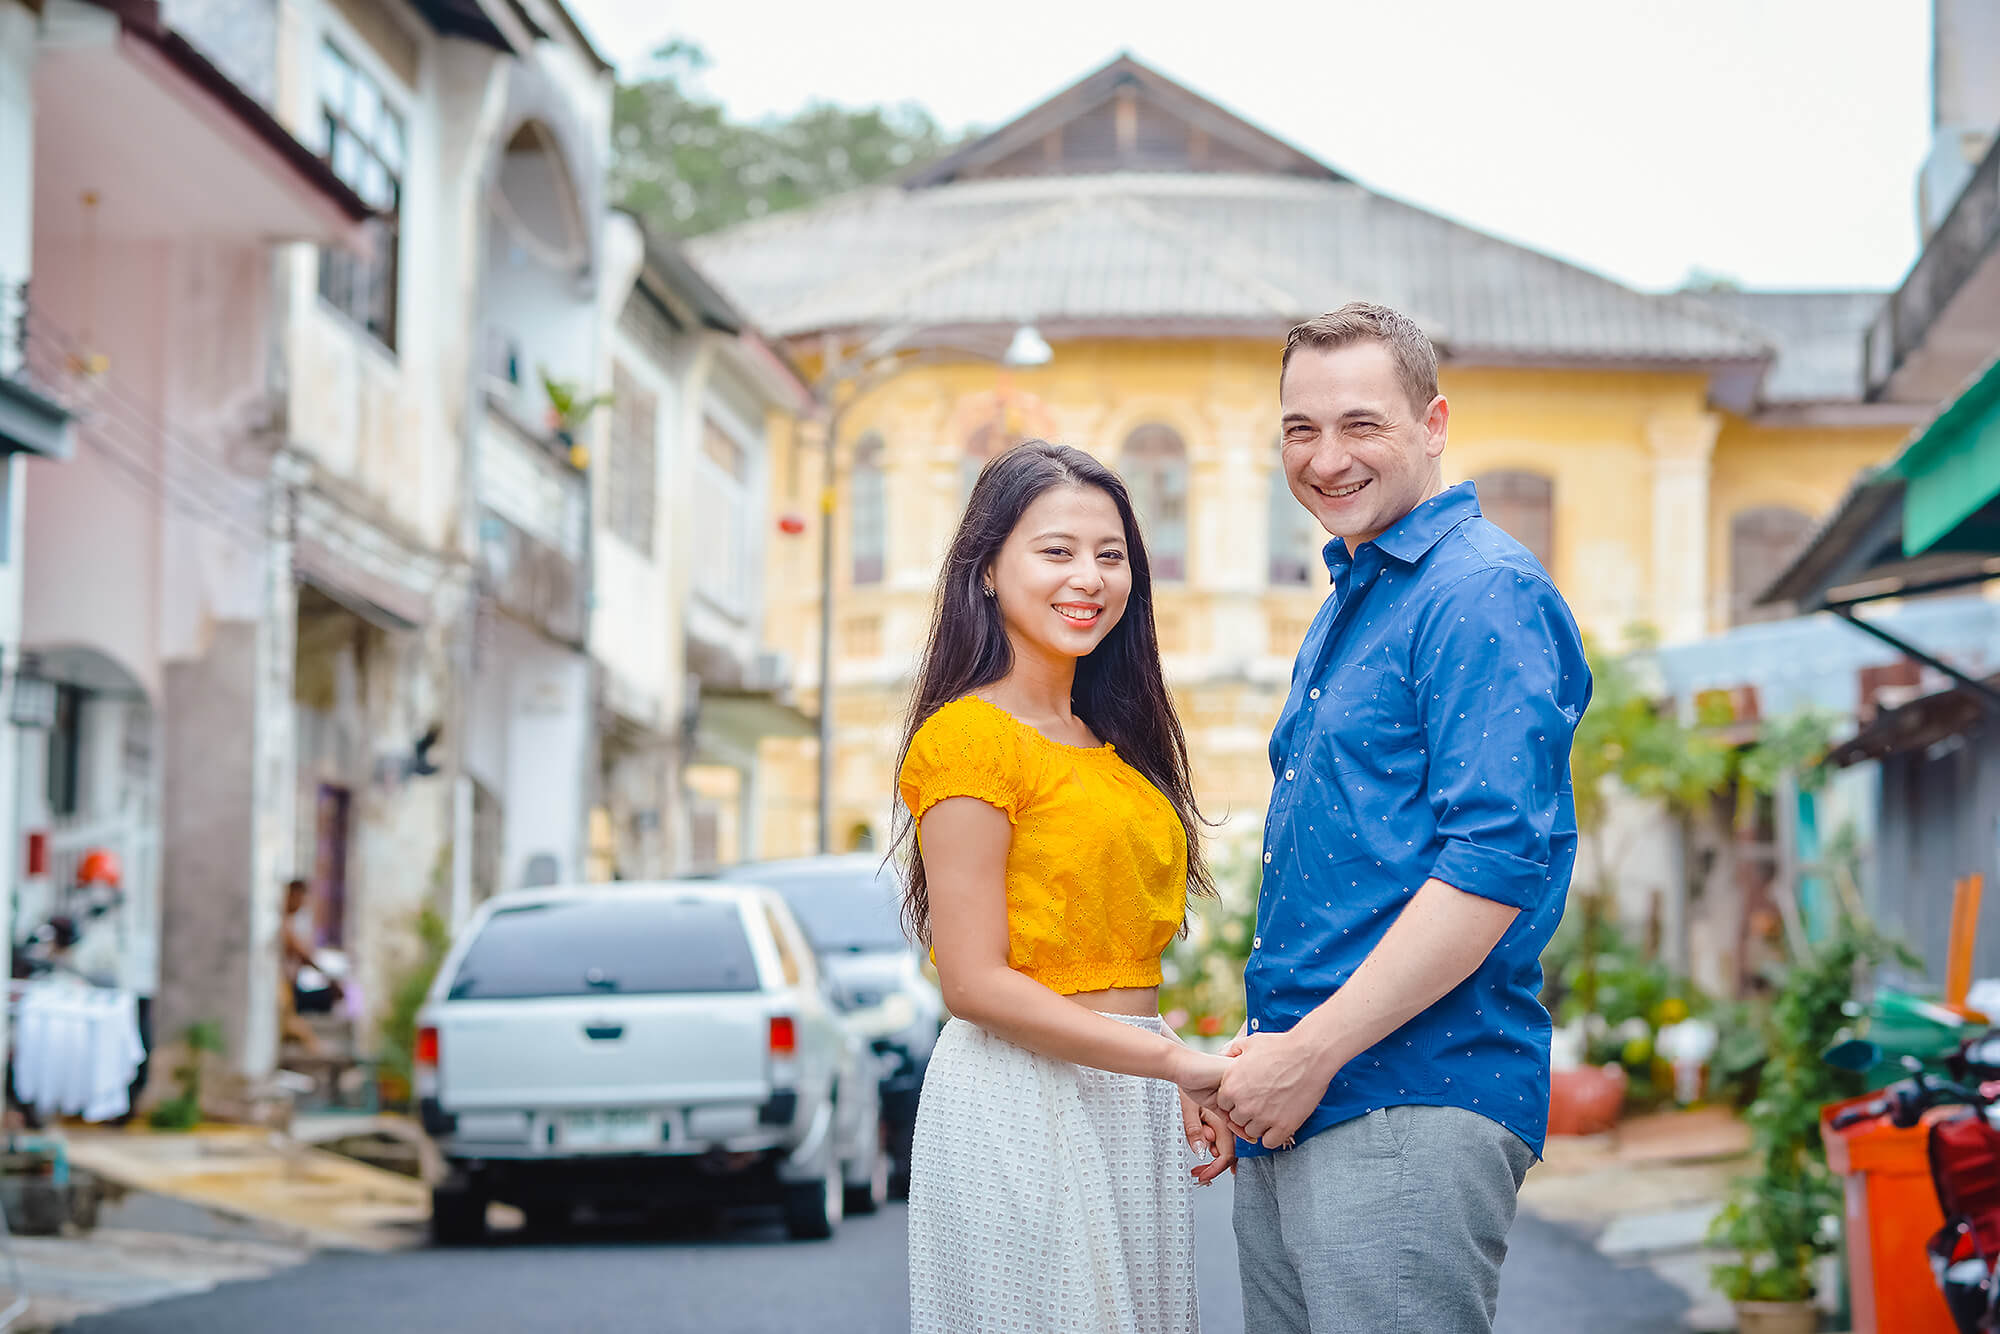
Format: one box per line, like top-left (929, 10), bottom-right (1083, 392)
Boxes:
top-left (586, 214), bottom-right (813, 882)
top-left (688, 56), bottom-right (1924, 858)
top-left (11, 0), bottom-right (614, 1077)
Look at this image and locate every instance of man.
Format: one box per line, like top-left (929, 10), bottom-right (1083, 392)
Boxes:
top-left (1214, 303), bottom-right (1590, 1333)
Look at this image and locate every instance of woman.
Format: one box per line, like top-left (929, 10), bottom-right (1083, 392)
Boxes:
top-left (894, 441), bottom-right (1234, 1334)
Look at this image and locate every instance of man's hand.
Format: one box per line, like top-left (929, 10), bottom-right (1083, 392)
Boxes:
top-left (1215, 1030), bottom-right (1332, 1149)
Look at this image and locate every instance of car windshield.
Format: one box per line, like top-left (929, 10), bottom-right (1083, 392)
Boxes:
top-left (445, 897), bottom-right (760, 1000)
top-left (734, 866), bottom-right (908, 954)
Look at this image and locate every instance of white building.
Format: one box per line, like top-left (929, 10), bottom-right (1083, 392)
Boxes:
top-left (12, 0), bottom-right (612, 1078)
top-left (587, 215), bottom-right (814, 879)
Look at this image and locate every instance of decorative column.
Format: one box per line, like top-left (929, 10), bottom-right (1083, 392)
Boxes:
top-left (1645, 410), bottom-right (1721, 646)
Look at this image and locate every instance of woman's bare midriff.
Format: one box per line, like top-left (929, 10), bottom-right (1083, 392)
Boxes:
top-left (1065, 985), bottom-right (1160, 1017)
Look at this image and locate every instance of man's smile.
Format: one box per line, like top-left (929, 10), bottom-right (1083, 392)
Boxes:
top-left (1313, 479), bottom-right (1371, 501)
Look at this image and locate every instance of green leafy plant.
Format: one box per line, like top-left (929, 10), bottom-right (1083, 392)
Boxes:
top-left (1709, 913), bottom-right (1915, 1304)
top-left (146, 1020), bottom-right (225, 1131)
top-left (1160, 834), bottom-right (1262, 1040)
top-left (379, 907), bottom-right (452, 1099)
top-left (539, 370), bottom-right (613, 440)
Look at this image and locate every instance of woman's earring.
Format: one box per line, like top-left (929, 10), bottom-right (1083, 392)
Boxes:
top-left (981, 584), bottom-right (995, 598)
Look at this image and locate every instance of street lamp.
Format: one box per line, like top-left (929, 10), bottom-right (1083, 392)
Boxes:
top-left (812, 323), bottom-right (1052, 853)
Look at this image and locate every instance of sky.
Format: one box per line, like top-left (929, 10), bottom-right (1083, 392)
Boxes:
top-left (567, 0), bottom-right (1936, 294)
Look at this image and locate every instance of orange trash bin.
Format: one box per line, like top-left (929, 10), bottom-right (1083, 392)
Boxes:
top-left (1821, 1093), bottom-right (1956, 1333)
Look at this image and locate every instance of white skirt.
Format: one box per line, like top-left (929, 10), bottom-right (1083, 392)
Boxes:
top-left (907, 1014), bottom-right (1200, 1334)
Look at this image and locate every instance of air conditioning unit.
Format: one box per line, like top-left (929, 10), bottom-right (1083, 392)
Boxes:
top-left (744, 650), bottom-right (792, 694)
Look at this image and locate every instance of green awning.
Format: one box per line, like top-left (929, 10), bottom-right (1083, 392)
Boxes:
top-left (1895, 356), bottom-right (2000, 557)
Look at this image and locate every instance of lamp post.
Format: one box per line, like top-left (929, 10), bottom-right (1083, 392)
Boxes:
top-left (812, 324), bottom-right (1052, 853)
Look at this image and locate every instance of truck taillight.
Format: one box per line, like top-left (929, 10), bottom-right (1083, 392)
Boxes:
top-left (416, 1025), bottom-right (439, 1070)
top-left (769, 1016), bottom-right (796, 1057)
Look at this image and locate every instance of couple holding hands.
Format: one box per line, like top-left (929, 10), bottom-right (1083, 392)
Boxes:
top-left (895, 302), bottom-right (1591, 1333)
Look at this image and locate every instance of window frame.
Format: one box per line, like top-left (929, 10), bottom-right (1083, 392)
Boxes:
top-left (849, 432), bottom-right (887, 587)
top-left (1119, 423), bottom-right (1190, 583)
top-left (314, 37), bottom-right (407, 352)
top-left (606, 359), bottom-right (659, 556)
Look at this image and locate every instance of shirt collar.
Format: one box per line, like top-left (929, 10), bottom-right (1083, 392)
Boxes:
top-left (1326, 481), bottom-right (1481, 574)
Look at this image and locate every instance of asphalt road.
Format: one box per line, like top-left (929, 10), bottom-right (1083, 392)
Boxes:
top-left (63, 1180), bottom-right (1690, 1333)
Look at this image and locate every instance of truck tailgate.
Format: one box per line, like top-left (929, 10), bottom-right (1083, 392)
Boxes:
top-left (438, 993), bottom-right (771, 1109)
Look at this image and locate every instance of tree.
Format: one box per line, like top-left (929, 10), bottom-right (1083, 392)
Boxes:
top-left (611, 41), bottom-right (961, 239)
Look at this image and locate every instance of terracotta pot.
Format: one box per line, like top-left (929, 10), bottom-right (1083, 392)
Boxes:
top-left (1547, 1063), bottom-right (1628, 1136)
top-left (1733, 1299), bottom-right (1818, 1334)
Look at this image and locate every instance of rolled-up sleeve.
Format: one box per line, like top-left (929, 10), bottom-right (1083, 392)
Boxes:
top-left (1416, 567), bottom-right (1588, 909)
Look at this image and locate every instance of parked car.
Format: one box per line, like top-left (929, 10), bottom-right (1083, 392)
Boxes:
top-left (415, 881), bottom-right (887, 1244)
top-left (698, 854), bottom-right (942, 1194)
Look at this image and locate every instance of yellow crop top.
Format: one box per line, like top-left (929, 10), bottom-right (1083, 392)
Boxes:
top-left (897, 695), bottom-right (1189, 995)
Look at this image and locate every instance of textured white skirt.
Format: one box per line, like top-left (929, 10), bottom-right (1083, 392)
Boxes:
top-left (907, 1014), bottom-right (1200, 1333)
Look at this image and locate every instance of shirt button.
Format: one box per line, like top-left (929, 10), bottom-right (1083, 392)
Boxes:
top-left (1250, 1019), bottom-right (1260, 1031)
top-left (1263, 852), bottom-right (1272, 863)
top-left (1284, 769), bottom-right (1296, 781)
top-left (1252, 936), bottom-right (1261, 949)
top-left (1309, 688), bottom-right (1321, 699)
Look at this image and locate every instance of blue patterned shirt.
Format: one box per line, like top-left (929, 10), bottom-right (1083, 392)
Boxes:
top-left (1240, 482), bottom-right (1590, 1157)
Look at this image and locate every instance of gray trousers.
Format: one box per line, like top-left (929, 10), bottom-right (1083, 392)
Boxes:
top-left (1232, 1105), bottom-right (1536, 1334)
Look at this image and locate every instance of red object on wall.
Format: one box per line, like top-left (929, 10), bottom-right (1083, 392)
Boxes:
top-left (24, 831), bottom-right (45, 878)
top-left (776, 512), bottom-right (807, 535)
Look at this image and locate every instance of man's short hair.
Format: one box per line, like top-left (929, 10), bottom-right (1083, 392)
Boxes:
top-left (1281, 302), bottom-right (1439, 415)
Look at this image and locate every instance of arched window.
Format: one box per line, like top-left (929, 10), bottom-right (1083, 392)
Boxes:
top-left (850, 433), bottom-right (886, 586)
top-left (1471, 470), bottom-right (1555, 572)
top-left (961, 418), bottom-right (1023, 506)
top-left (1268, 462), bottom-right (1325, 586)
top-left (1120, 424), bottom-right (1188, 581)
top-left (1731, 506), bottom-right (1816, 624)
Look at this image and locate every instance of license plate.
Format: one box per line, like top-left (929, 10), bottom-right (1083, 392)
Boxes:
top-left (557, 1109), bottom-right (658, 1149)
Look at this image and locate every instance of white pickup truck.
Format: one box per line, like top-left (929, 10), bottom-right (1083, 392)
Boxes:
top-left (416, 881), bottom-right (886, 1243)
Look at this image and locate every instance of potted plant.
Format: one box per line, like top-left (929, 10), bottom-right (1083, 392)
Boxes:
top-left (538, 370), bottom-right (612, 470)
top-left (1709, 913), bottom-right (1911, 1333)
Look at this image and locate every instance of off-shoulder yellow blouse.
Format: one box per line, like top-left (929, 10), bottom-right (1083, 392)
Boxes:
top-left (897, 695), bottom-right (1189, 995)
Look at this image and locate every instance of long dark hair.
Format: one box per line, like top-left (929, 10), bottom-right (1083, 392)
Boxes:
top-left (890, 440), bottom-right (1214, 945)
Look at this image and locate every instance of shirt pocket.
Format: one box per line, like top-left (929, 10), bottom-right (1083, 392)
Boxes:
top-left (1307, 665), bottom-right (1422, 783)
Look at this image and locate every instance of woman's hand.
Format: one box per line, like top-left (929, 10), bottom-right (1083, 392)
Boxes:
top-left (1169, 1045), bottom-right (1232, 1110)
top-left (1177, 1091), bottom-right (1238, 1183)
top-left (1194, 1105), bottom-right (1237, 1183)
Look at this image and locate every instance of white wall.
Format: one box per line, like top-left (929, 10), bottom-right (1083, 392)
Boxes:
top-left (0, 3), bottom-right (37, 1050)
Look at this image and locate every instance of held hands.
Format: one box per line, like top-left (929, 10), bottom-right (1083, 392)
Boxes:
top-left (1214, 1031), bottom-right (1330, 1150)
top-left (1172, 1051), bottom-right (1238, 1184)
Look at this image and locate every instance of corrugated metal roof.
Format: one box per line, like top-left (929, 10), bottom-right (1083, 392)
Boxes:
top-left (1680, 290), bottom-right (1886, 403)
top-left (690, 172), bottom-right (1774, 367)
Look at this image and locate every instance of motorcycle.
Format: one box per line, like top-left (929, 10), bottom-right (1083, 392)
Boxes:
top-left (1827, 1032), bottom-right (2000, 1331)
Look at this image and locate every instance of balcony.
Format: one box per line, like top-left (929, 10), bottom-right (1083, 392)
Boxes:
top-left (0, 282), bottom-right (75, 462)
top-left (476, 394), bottom-right (588, 645)
top-left (1865, 132), bottom-right (2000, 404)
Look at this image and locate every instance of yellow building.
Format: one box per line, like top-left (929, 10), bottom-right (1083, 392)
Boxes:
top-left (689, 56), bottom-right (1926, 856)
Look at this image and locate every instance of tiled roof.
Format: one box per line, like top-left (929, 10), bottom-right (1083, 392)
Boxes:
top-left (1679, 289), bottom-right (1886, 403)
top-left (689, 172), bottom-right (1773, 367)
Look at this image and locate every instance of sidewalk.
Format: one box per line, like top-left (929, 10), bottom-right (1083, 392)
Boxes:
top-left (1523, 1106), bottom-right (1751, 1333)
top-left (4, 1191), bottom-right (311, 1332)
top-left (62, 1123), bottom-right (431, 1253)
top-left (3, 1122), bottom-right (432, 1330)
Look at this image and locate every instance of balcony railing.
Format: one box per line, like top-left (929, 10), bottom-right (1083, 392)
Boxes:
top-left (476, 393), bottom-right (589, 645)
top-left (1865, 133), bottom-right (2000, 400)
